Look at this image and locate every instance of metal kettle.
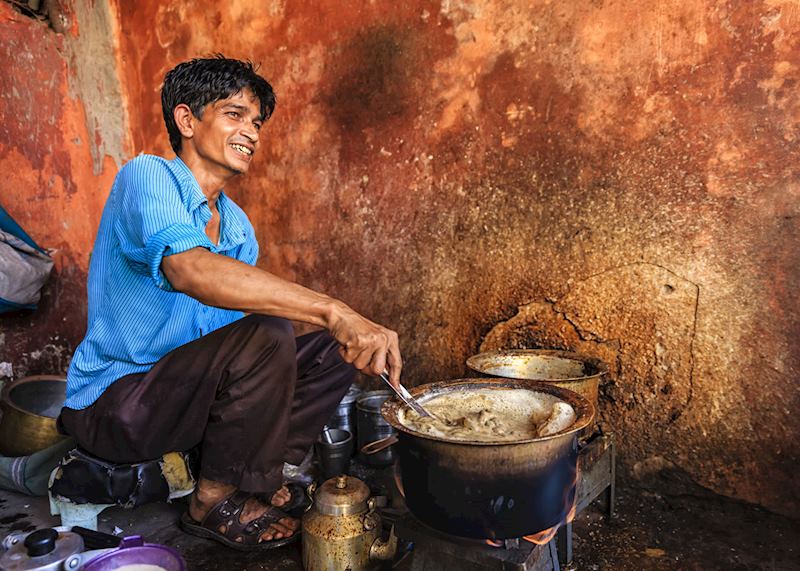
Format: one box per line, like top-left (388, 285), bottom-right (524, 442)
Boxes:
top-left (302, 475), bottom-right (396, 571)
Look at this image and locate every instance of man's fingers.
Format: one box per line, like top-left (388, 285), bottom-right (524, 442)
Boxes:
top-left (338, 343), bottom-right (359, 364)
top-left (386, 333), bottom-right (402, 386)
top-left (369, 349), bottom-right (388, 379)
top-left (335, 323), bottom-right (401, 383)
top-left (352, 348), bottom-right (373, 372)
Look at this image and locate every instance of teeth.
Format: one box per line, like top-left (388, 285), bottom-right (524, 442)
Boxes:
top-left (231, 144), bottom-right (252, 156)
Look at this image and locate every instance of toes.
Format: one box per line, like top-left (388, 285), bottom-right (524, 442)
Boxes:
top-left (260, 523), bottom-right (293, 542)
top-left (270, 485), bottom-right (290, 507)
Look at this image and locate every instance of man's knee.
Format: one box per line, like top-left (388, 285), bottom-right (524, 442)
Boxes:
top-left (243, 314), bottom-right (295, 352)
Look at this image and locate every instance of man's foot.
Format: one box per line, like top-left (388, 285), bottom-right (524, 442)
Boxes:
top-left (189, 478), bottom-right (299, 542)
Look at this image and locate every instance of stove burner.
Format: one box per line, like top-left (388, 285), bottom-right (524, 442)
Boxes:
top-left (395, 512), bottom-right (561, 571)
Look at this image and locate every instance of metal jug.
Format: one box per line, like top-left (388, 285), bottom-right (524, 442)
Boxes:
top-left (301, 475), bottom-right (396, 571)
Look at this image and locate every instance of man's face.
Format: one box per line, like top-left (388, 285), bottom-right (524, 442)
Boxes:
top-left (190, 88), bottom-right (264, 176)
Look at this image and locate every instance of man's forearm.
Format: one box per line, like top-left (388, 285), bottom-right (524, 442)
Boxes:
top-left (162, 247), bottom-right (341, 328)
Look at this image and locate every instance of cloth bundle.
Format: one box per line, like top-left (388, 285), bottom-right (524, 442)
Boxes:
top-left (0, 204), bottom-right (53, 313)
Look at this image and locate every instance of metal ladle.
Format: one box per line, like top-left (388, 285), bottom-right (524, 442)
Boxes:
top-left (378, 371), bottom-right (432, 418)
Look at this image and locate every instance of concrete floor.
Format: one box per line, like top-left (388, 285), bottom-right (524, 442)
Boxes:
top-left (0, 470), bottom-right (797, 570)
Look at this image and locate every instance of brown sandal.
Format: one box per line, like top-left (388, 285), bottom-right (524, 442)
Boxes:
top-left (179, 490), bottom-right (299, 551)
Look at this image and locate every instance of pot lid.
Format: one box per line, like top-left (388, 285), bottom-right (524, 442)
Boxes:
top-left (0, 528), bottom-right (83, 571)
top-left (314, 475), bottom-right (370, 516)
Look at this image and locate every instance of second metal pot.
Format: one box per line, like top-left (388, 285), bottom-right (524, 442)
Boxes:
top-left (467, 349), bottom-right (607, 436)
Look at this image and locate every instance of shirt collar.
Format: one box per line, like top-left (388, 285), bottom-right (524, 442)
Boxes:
top-left (170, 156), bottom-right (207, 213)
top-left (169, 156), bottom-right (247, 251)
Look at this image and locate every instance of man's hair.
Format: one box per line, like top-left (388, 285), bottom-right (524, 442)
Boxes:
top-left (161, 55), bottom-right (276, 154)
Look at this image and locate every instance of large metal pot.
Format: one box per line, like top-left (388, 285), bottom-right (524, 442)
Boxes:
top-left (0, 376), bottom-right (68, 457)
top-left (381, 378), bottom-right (594, 540)
top-left (467, 349), bottom-right (607, 435)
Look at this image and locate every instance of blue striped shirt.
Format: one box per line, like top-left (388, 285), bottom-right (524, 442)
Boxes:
top-left (65, 154), bottom-right (258, 409)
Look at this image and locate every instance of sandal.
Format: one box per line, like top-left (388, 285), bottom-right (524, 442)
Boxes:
top-left (180, 491), bottom-right (300, 551)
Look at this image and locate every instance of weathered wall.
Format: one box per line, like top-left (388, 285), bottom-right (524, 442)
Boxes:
top-left (112, 0), bottom-right (800, 516)
top-left (0, 1), bottom-right (126, 378)
top-left (4, 0), bottom-right (796, 517)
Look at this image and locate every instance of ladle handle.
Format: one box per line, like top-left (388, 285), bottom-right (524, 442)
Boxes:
top-left (361, 434), bottom-right (398, 455)
top-left (378, 372), bottom-right (431, 417)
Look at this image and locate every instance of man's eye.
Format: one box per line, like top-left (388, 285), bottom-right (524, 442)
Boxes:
top-left (254, 123), bottom-right (262, 131)
top-left (227, 111), bottom-right (240, 118)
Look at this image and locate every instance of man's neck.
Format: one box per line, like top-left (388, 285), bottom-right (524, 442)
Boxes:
top-left (177, 151), bottom-right (235, 208)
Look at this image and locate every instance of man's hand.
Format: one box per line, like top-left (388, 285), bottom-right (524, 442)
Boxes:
top-left (328, 303), bottom-right (402, 387)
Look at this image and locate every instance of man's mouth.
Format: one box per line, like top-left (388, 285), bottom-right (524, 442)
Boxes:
top-left (230, 143), bottom-right (253, 157)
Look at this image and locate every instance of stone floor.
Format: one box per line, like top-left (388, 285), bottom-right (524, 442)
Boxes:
top-left (0, 470), bottom-right (797, 570)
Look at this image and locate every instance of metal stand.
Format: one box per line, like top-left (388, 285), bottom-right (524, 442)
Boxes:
top-left (556, 432), bottom-right (616, 569)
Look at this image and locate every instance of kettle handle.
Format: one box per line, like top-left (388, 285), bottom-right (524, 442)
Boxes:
top-left (304, 481), bottom-right (317, 512)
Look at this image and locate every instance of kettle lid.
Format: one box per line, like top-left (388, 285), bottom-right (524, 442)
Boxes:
top-left (314, 475), bottom-right (371, 516)
top-left (0, 528), bottom-right (84, 570)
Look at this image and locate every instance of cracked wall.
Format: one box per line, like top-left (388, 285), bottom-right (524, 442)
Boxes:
top-left (111, 0), bottom-right (800, 516)
top-left (38, 0), bottom-right (794, 516)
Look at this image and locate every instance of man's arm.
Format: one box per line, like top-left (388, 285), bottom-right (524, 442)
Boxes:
top-left (162, 247), bottom-right (402, 385)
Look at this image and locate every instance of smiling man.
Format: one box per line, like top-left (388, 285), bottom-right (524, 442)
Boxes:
top-left (58, 56), bottom-right (402, 551)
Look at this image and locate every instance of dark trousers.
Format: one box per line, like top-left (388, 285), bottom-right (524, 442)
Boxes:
top-left (59, 315), bottom-right (354, 493)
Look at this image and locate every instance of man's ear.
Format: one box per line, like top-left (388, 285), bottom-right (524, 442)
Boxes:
top-left (173, 104), bottom-right (196, 140)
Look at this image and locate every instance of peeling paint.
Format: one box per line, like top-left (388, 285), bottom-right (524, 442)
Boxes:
top-left (3, 0), bottom-right (797, 517)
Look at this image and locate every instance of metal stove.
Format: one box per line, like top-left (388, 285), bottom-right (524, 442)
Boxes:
top-left (387, 432), bottom-right (615, 571)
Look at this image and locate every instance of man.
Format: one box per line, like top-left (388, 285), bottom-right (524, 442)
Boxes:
top-left (58, 56), bottom-right (402, 551)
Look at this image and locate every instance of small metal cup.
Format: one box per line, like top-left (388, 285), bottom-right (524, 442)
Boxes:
top-left (315, 428), bottom-right (353, 480)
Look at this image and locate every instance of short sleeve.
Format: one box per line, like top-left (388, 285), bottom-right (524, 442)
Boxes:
top-left (112, 156), bottom-right (214, 291)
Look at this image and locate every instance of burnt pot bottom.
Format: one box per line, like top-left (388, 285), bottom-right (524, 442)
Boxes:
top-left (398, 435), bottom-right (578, 540)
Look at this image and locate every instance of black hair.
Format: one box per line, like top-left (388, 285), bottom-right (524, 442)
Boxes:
top-left (161, 55), bottom-right (276, 154)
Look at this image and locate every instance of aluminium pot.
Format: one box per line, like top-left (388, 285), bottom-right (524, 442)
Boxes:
top-left (467, 349), bottom-right (607, 436)
top-left (380, 378), bottom-right (594, 540)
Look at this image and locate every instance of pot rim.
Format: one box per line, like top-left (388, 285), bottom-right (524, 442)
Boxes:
top-left (380, 378), bottom-right (595, 446)
top-left (1, 375), bottom-right (67, 418)
top-left (466, 349), bottom-right (608, 381)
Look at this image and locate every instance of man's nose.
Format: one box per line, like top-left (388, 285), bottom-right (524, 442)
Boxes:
top-left (242, 122), bottom-right (259, 142)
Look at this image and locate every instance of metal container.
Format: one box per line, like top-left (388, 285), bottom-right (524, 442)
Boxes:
top-left (0, 376), bottom-right (68, 457)
top-left (315, 428), bottom-right (354, 479)
top-left (381, 378), bottom-right (594, 539)
top-left (327, 385), bottom-right (362, 447)
top-left (301, 475), bottom-right (396, 571)
top-left (0, 527), bottom-right (184, 571)
top-left (356, 391), bottom-right (395, 466)
top-left (467, 349), bottom-right (607, 435)
top-left (0, 528), bottom-right (83, 571)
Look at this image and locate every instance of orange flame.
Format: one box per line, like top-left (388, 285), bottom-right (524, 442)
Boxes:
top-left (522, 500), bottom-right (576, 545)
top-left (522, 468), bottom-right (580, 545)
top-left (393, 467), bottom-right (405, 498)
top-left (485, 539), bottom-right (503, 548)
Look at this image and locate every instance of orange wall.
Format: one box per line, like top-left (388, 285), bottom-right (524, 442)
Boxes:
top-left (2, 0), bottom-right (798, 517)
top-left (111, 0), bottom-right (800, 516)
top-left (0, 1), bottom-right (122, 377)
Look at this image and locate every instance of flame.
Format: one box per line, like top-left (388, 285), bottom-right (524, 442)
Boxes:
top-left (521, 499), bottom-right (576, 545)
top-left (522, 467), bottom-right (580, 545)
top-left (393, 466), bottom-right (405, 498)
top-left (485, 539), bottom-right (503, 548)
